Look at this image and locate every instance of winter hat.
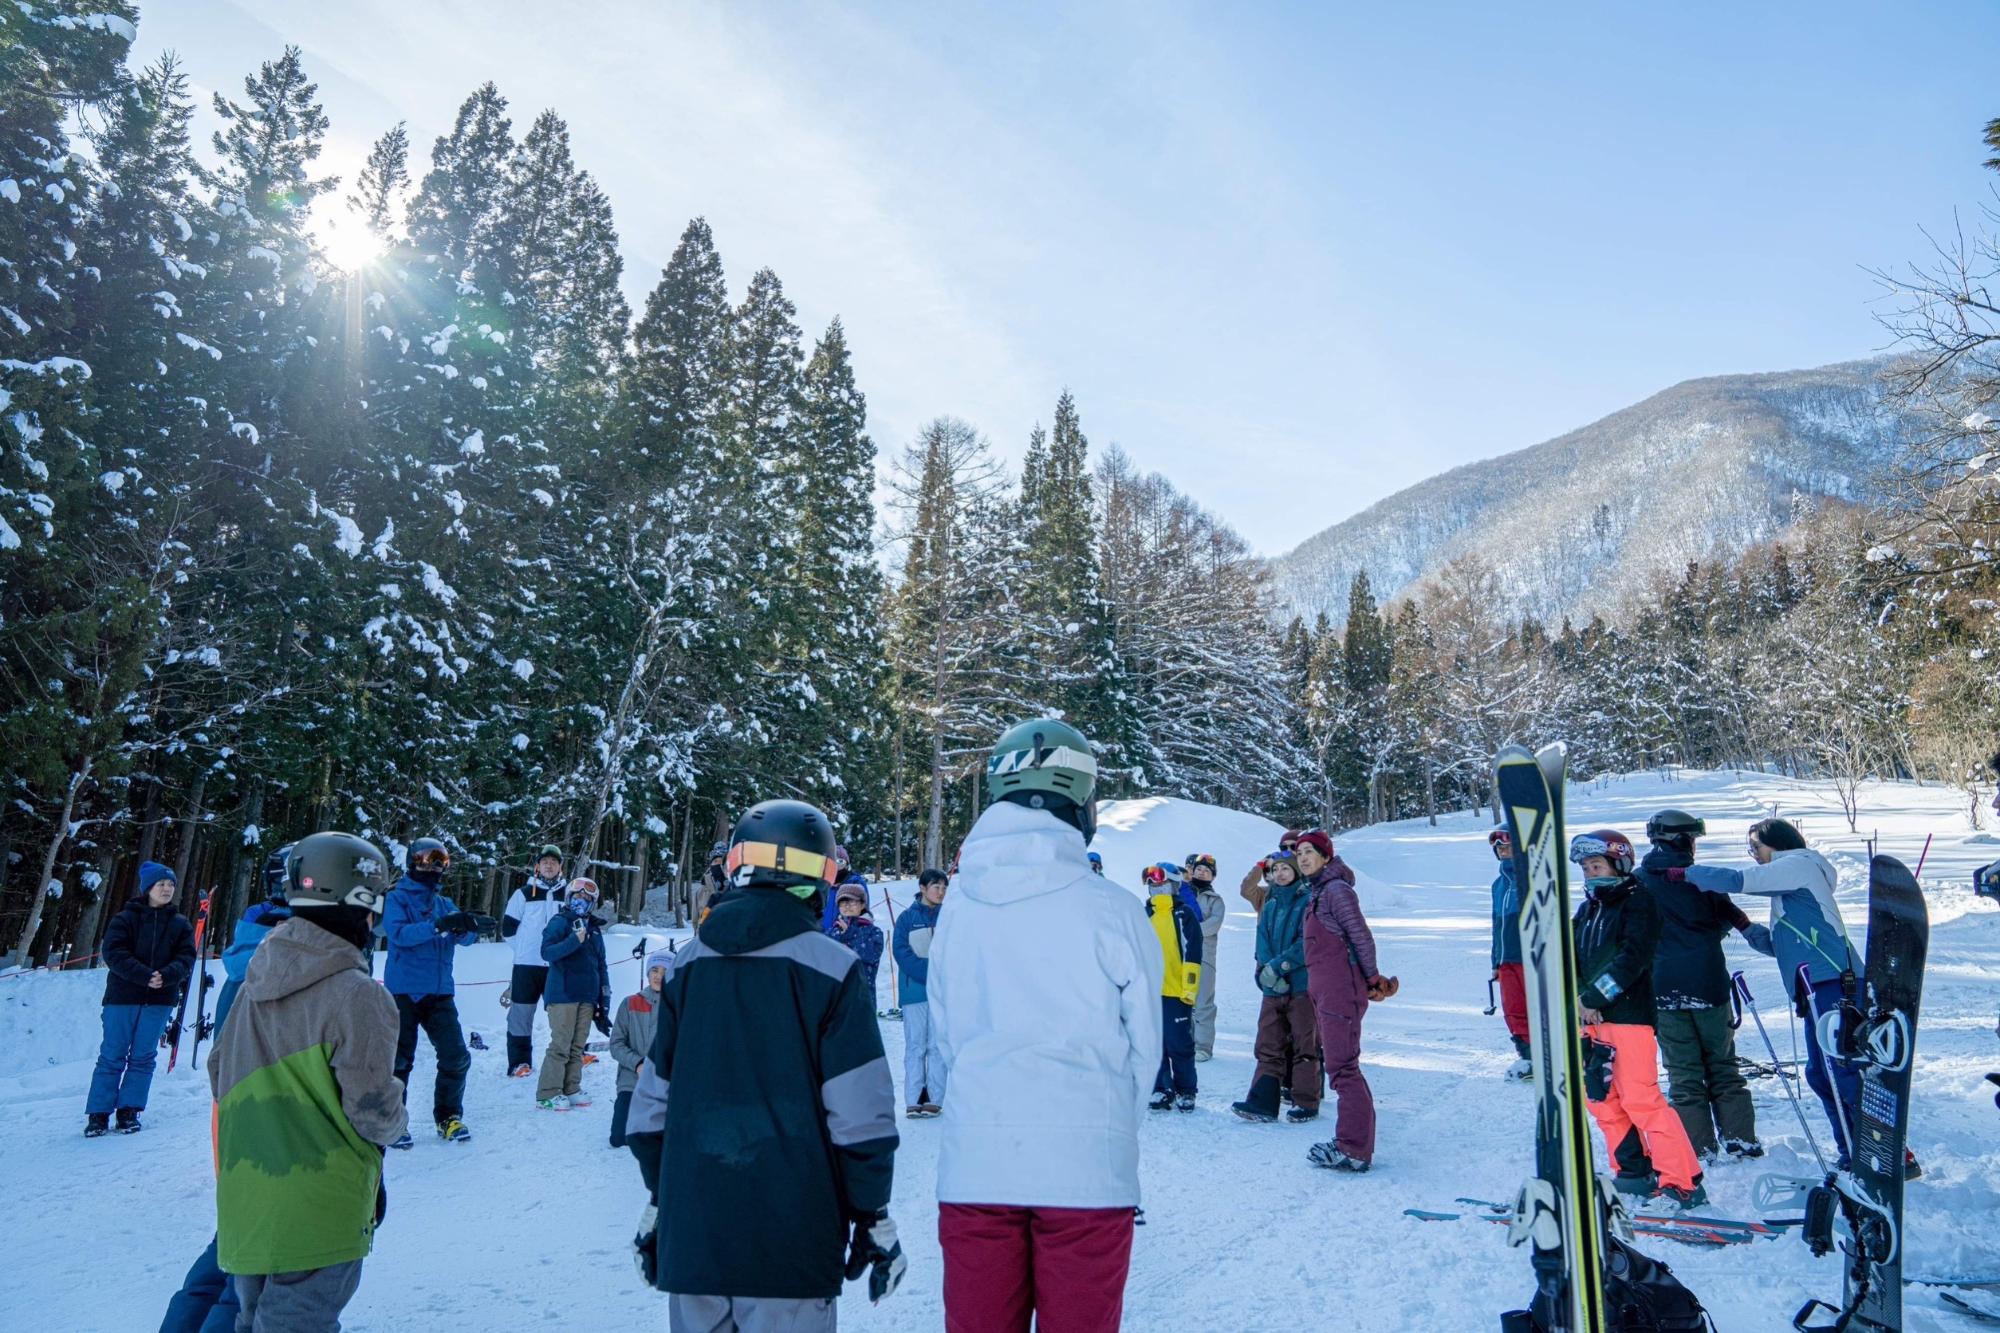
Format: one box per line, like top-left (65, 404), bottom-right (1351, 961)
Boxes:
top-left (836, 882), bottom-right (868, 908)
top-left (645, 948), bottom-right (675, 978)
top-left (536, 844), bottom-right (564, 863)
top-left (136, 861), bottom-right (177, 897)
top-left (1294, 830), bottom-right (1334, 860)
top-left (1279, 829), bottom-right (1302, 849)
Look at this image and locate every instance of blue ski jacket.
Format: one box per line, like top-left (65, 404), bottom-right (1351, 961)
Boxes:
top-left (1490, 859), bottom-right (1523, 969)
top-left (541, 903), bottom-right (611, 1008)
top-left (1253, 880), bottom-right (1311, 995)
top-left (214, 902), bottom-right (289, 1034)
top-left (1686, 848), bottom-right (1857, 993)
top-left (381, 875), bottom-right (476, 997)
top-left (892, 898), bottom-right (941, 1007)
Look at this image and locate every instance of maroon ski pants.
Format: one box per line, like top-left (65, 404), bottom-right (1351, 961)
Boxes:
top-left (1312, 976), bottom-right (1376, 1162)
top-left (939, 1202), bottom-right (1135, 1333)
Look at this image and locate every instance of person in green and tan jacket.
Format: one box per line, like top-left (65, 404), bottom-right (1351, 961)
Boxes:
top-left (209, 832), bottom-right (407, 1331)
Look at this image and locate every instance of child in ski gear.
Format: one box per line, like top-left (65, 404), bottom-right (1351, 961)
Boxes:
top-left (893, 867), bottom-right (948, 1115)
top-left (608, 948), bottom-right (672, 1148)
top-left (631, 798), bottom-right (903, 1326)
top-left (212, 845), bottom-right (294, 1036)
top-left (87, 861), bottom-right (196, 1136)
top-left (210, 832), bottom-right (407, 1331)
top-left (930, 718), bottom-right (1162, 1333)
top-left (1235, 848), bottom-right (1321, 1123)
top-left (382, 838), bottom-right (478, 1145)
top-left (1146, 864), bottom-right (1204, 1110)
top-left (1088, 850), bottom-right (1104, 875)
top-left (1635, 809), bottom-right (1771, 1161)
top-left (1299, 831), bottom-right (1388, 1171)
top-left (1186, 852), bottom-right (1225, 1060)
top-left (1681, 816), bottom-right (1867, 1165)
top-left (829, 881), bottom-right (886, 996)
top-left (538, 877), bottom-right (611, 1109)
top-left (1570, 829), bottom-right (1706, 1207)
top-left (1240, 830), bottom-right (1302, 913)
top-left (1488, 827), bottom-right (1532, 1078)
top-left (501, 844), bottom-right (568, 1074)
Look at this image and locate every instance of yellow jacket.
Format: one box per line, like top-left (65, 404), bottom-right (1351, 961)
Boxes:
top-left (1147, 891), bottom-right (1202, 1005)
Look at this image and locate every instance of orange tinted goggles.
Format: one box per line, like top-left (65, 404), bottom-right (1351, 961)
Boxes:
top-left (725, 840), bottom-right (839, 886)
top-left (412, 847), bottom-right (451, 871)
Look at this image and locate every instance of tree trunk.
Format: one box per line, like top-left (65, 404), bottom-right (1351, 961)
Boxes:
top-left (171, 767), bottom-right (209, 910)
top-left (217, 782), bottom-right (265, 949)
top-left (133, 771), bottom-right (162, 876)
top-left (72, 841), bottom-right (117, 964)
top-left (629, 834), bottom-right (650, 923)
top-left (924, 727), bottom-right (946, 868)
top-left (891, 727), bottom-right (905, 876)
top-left (10, 759), bottom-right (90, 967)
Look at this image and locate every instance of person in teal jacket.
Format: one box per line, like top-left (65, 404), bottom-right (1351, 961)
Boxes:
top-left (1233, 849), bottom-right (1321, 1122)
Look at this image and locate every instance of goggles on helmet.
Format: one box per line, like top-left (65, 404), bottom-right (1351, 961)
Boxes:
top-left (726, 839), bottom-right (840, 887)
top-left (412, 846), bottom-right (451, 872)
top-left (1141, 865), bottom-right (1169, 887)
top-left (1188, 853), bottom-right (1217, 873)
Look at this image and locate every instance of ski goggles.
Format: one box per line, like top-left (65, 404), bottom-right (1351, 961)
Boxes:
top-left (411, 846), bottom-right (451, 871)
top-left (1141, 866), bottom-right (1173, 887)
top-left (1265, 849), bottom-right (1297, 863)
top-left (1568, 833), bottom-right (1620, 865)
top-left (725, 839), bottom-right (841, 887)
top-left (1187, 853), bottom-right (1217, 873)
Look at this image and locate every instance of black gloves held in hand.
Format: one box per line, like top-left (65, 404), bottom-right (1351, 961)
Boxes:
top-left (844, 1213), bottom-right (907, 1303)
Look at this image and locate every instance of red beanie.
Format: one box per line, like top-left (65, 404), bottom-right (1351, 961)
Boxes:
top-left (1295, 829), bottom-right (1334, 859)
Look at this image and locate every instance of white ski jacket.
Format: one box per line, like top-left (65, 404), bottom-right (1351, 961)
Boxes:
top-left (502, 877), bottom-right (566, 968)
top-left (930, 801), bottom-right (1163, 1209)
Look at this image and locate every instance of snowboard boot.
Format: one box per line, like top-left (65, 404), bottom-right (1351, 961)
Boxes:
top-left (1285, 1104), bottom-right (1320, 1123)
top-left (569, 1092), bottom-right (594, 1108)
top-left (114, 1108), bottom-right (142, 1135)
top-left (1611, 1170), bottom-right (1659, 1199)
top-left (1149, 1091), bottom-right (1175, 1112)
top-left (1307, 1142), bottom-right (1369, 1172)
top-left (509, 1063), bottom-right (533, 1079)
top-left (1175, 1093), bottom-right (1197, 1113)
top-left (389, 1131), bottom-right (414, 1150)
top-left (1656, 1179), bottom-right (1709, 1210)
top-left (1723, 1137), bottom-right (1765, 1160)
top-left (84, 1113), bottom-right (109, 1138)
top-left (437, 1118), bottom-right (471, 1143)
top-left (537, 1095), bottom-right (572, 1112)
top-left (1231, 1075), bottom-right (1282, 1123)
top-left (1504, 1058), bottom-right (1533, 1082)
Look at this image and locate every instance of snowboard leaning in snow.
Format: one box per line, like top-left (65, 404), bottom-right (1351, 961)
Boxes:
top-left (1796, 854), bottom-right (1928, 1333)
top-left (1495, 742), bottom-right (1605, 1333)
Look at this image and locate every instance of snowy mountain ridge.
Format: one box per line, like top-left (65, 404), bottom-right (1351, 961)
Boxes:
top-left (1272, 357), bottom-right (1924, 625)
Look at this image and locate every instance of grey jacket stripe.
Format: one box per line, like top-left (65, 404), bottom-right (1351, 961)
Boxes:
top-left (682, 929), bottom-right (854, 984)
top-left (821, 1056), bottom-right (897, 1146)
top-left (627, 1055), bottom-right (670, 1136)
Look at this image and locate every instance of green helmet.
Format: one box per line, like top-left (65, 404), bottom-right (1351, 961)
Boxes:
top-left (987, 717), bottom-right (1098, 808)
top-left (287, 832), bottom-right (393, 911)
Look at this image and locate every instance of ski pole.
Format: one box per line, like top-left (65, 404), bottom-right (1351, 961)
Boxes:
top-left (1734, 971), bottom-right (1829, 1175)
top-left (1483, 977), bottom-right (1497, 1016)
top-left (1914, 832), bottom-right (1933, 880)
top-left (1797, 964), bottom-right (1858, 1165)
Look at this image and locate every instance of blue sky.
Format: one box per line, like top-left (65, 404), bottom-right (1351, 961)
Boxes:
top-left (135, 1), bottom-right (2000, 551)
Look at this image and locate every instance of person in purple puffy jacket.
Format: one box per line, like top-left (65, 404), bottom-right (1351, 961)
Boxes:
top-left (1296, 831), bottom-right (1396, 1174)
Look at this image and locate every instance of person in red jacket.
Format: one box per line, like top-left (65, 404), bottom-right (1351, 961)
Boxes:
top-left (1297, 830), bottom-right (1396, 1173)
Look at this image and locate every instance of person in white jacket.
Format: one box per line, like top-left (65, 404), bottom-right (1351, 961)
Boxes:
top-left (500, 845), bottom-right (568, 1076)
top-left (929, 717), bottom-right (1163, 1333)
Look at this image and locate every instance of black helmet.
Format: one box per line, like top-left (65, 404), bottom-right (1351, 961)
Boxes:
top-left (287, 832), bottom-right (393, 911)
top-left (261, 843), bottom-right (296, 900)
top-left (726, 800), bottom-right (839, 898)
top-left (1645, 809), bottom-right (1707, 846)
top-left (407, 837), bottom-right (451, 875)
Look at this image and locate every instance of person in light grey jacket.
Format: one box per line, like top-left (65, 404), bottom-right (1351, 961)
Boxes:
top-left (1187, 854), bottom-right (1226, 1060)
top-left (608, 948), bottom-right (674, 1148)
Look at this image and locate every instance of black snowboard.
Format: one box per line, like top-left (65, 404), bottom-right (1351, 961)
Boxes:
top-left (1796, 854), bottom-right (1927, 1333)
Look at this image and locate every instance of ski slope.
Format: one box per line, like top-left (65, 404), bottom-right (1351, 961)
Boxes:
top-left (3, 770), bottom-right (1998, 1329)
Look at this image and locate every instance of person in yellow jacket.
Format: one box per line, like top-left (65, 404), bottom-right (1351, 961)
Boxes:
top-left (1143, 863), bottom-right (1204, 1112)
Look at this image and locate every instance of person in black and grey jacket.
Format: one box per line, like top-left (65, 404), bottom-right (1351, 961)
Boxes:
top-left (500, 845), bottom-right (569, 1076)
top-left (625, 799), bottom-right (904, 1330)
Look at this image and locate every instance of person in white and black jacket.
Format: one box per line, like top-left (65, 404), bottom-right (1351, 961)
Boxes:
top-left (625, 799), bottom-right (904, 1330)
top-left (500, 844), bottom-right (568, 1076)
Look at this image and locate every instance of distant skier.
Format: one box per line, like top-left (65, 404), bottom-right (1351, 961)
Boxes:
top-left (828, 881), bottom-right (885, 996)
top-left (537, 876), bottom-right (610, 1112)
top-left (1679, 816), bottom-right (1879, 1171)
top-left (1144, 863), bottom-right (1203, 1110)
top-left (1087, 850), bottom-right (1105, 876)
top-left (1487, 827), bottom-right (1531, 1080)
top-left (1569, 828), bottom-right (1707, 1207)
top-left (1233, 848), bottom-right (1321, 1123)
top-left (892, 867), bottom-right (948, 1117)
top-left (1240, 829), bottom-right (1302, 913)
top-left (1186, 853), bottom-right (1225, 1061)
top-left (928, 718), bottom-right (1161, 1333)
top-left (608, 948), bottom-right (671, 1148)
top-left (1635, 809), bottom-right (1772, 1163)
top-left (210, 832), bottom-right (407, 1331)
top-left (1299, 831), bottom-right (1394, 1173)
top-left (381, 837), bottom-right (479, 1146)
top-left (501, 844), bottom-right (569, 1076)
top-left (628, 798), bottom-right (904, 1329)
top-left (695, 839), bottom-right (728, 920)
top-left (85, 860), bottom-right (195, 1137)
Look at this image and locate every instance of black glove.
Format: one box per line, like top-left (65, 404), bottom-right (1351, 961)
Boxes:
top-left (843, 1213), bottom-right (907, 1303)
top-left (593, 1002), bottom-right (612, 1036)
top-left (1581, 1035), bottom-right (1615, 1102)
top-left (633, 1202), bottom-right (658, 1284)
top-left (434, 911), bottom-right (478, 935)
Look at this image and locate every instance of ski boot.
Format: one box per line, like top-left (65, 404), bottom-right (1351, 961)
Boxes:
top-left (1611, 1170), bottom-right (1658, 1199)
top-left (1175, 1093), bottom-right (1197, 1114)
top-left (1656, 1179), bottom-right (1709, 1210)
top-left (437, 1118), bottom-right (471, 1143)
top-left (114, 1108), bottom-right (142, 1135)
top-left (1307, 1142), bottom-right (1369, 1172)
top-left (1231, 1075), bottom-right (1281, 1123)
top-left (84, 1113), bottom-right (109, 1138)
top-left (1148, 1091), bottom-right (1175, 1112)
top-left (389, 1130), bottom-right (414, 1150)
top-left (1285, 1105), bottom-right (1319, 1123)
top-left (1723, 1137), bottom-right (1765, 1160)
top-left (1504, 1058), bottom-right (1533, 1082)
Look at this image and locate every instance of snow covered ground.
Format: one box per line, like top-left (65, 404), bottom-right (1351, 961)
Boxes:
top-left (5, 769), bottom-right (1998, 1329)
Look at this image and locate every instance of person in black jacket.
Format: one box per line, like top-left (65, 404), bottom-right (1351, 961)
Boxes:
top-left (627, 799), bottom-right (905, 1330)
top-left (1635, 809), bottom-right (1774, 1163)
top-left (1569, 830), bottom-right (1706, 1208)
top-left (86, 861), bottom-right (197, 1136)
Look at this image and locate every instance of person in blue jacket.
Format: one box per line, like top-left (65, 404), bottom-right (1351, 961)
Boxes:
top-left (537, 876), bottom-right (612, 1111)
top-left (382, 837), bottom-right (479, 1145)
top-left (893, 868), bottom-right (948, 1116)
top-left (1488, 828), bottom-right (1531, 1080)
top-left (829, 881), bottom-right (886, 996)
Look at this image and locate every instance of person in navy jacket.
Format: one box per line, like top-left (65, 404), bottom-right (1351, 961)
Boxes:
top-left (829, 882), bottom-right (886, 996)
top-left (892, 868), bottom-right (948, 1116)
top-left (381, 838), bottom-right (478, 1145)
top-left (87, 861), bottom-right (197, 1137)
top-left (538, 877), bottom-right (611, 1110)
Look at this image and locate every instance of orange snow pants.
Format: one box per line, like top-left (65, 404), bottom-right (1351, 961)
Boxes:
top-left (1581, 1022), bottom-right (1700, 1193)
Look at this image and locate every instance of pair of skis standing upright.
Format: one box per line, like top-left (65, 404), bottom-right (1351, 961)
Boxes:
top-left (162, 888), bottom-right (217, 1072)
top-left (1493, 743), bottom-right (1931, 1333)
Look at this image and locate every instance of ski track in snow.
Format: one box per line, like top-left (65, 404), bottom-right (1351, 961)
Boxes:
top-left (4, 770), bottom-right (1998, 1329)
